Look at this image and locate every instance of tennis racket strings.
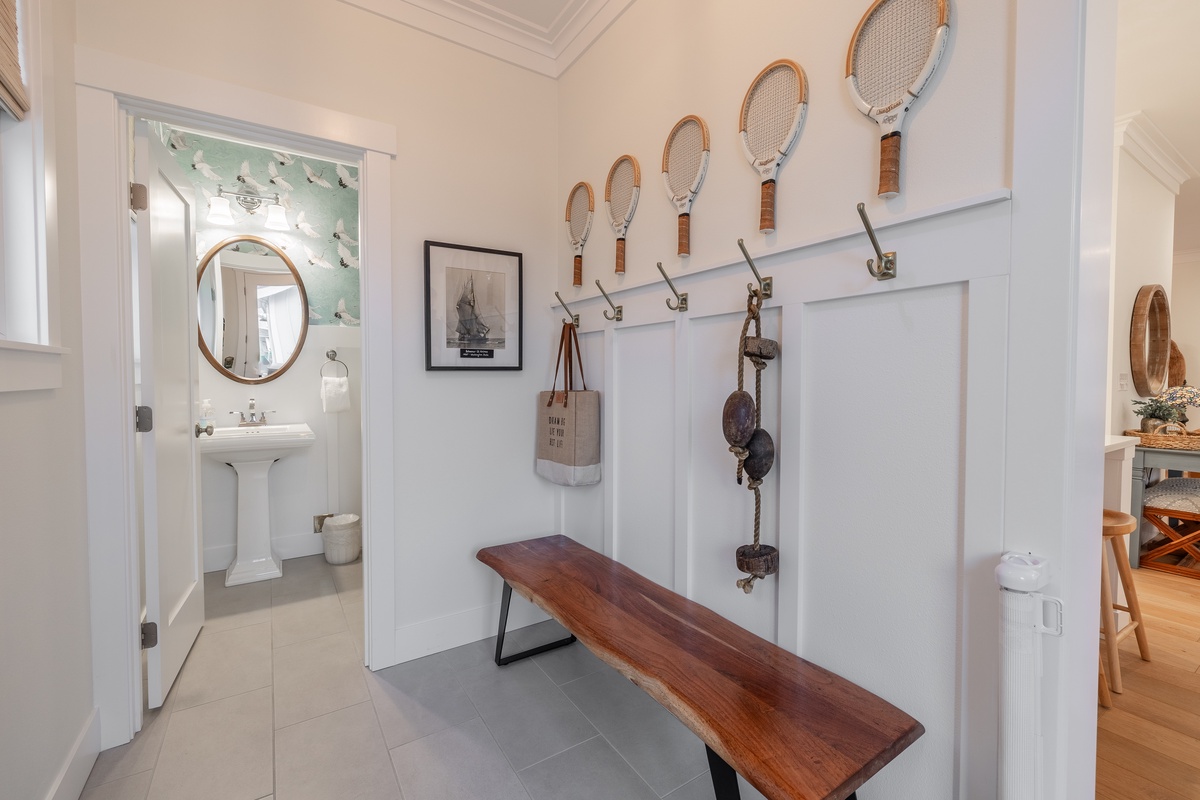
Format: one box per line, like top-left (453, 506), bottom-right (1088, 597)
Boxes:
top-left (665, 120), bottom-right (705, 196)
top-left (607, 157), bottom-right (638, 274)
top-left (851, 0), bottom-right (939, 109)
top-left (567, 183), bottom-right (593, 287)
top-left (742, 64), bottom-right (802, 163)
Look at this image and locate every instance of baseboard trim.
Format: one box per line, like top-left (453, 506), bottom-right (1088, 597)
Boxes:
top-left (203, 532), bottom-right (326, 573)
top-left (45, 707), bottom-right (100, 800)
top-left (393, 595), bottom-right (549, 663)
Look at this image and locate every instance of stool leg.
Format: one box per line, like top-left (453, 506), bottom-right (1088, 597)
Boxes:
top-left (1098, 653), bottom-right (1112, 708)
top-left (1100, 543), bottom-right (1123, 693)
top-left (1110, 534), bottom-right (1152, 663)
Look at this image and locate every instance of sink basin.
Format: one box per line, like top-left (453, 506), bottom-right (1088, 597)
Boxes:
top-left (199, 422), bottom-right (315, 586)
top-left (200, 423), bottom-right (316, 462)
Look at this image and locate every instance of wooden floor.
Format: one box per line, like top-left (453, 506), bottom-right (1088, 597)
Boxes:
top-left (1097, 567), bottom-right (1200, 799)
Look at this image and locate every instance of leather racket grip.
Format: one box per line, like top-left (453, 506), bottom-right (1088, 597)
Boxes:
top-left (615, 238), bottom-right (625, 274)
top-left (678, 214), bottom-right (690, 256)
top-left (573, 254), bottom-right (582, 287)
top-left (878, 133), bottom-right (901, 198)
top-left (759, 180), bottom-right (776, 233)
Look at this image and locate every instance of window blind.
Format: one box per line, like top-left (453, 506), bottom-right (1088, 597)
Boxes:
top-left (0, 0), bottom-right (26, 120)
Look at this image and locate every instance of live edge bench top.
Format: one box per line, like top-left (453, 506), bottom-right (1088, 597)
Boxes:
top-left (477, 535), bottom-right (923, 800)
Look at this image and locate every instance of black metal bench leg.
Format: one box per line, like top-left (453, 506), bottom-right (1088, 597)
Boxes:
top-left (494, 581), bottom-right (577, 666)
top-left (705, 745), bottom-right (856, 800)
top-left (706, 745), bottom-right (741, 799)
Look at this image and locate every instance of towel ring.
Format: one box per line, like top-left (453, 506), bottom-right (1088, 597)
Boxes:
top-left (321, 349), bottom-right (349, 378)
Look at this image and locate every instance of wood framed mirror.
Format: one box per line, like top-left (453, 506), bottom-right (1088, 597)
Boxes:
top-left (197, 235), bottom-right (309, 384)
top-left (1130, 283), bottom-right (1171, 397)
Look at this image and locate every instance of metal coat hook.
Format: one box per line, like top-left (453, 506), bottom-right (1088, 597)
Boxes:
top-left (736, 239), bottom-right (773, 299)
top-left (555, 291), bottom-right (579, 327)
top-left (856, 203), bottom-right (897, 281)
top-left (656, 262), bottom-right (688, 312)
top-left (595, 280), bottom-right (623, 321)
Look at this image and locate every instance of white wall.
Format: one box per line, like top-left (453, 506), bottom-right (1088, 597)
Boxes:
top-left (1108, 147), bottom-right (1178, 433)
top-left (199, 325), bottom-right (363, 571)
top-left (0, 1), bottom-right (99, 798)
top-left (75, 0), bottom-right (561, 662)
top-left (1172, 250), bottom-right (1200, 382)
top-left (556, 1), bottom-right (1012, 797)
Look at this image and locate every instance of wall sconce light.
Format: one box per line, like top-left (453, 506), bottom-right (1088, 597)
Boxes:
top-left (208, 185), bottom-right (286, 230)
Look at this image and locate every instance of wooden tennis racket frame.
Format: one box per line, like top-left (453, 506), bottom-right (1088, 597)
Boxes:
top-left (662, 115), bottom-right (711, 257)
top-left (565, 181), bottom-right (594, 287)
top-left (739, 59), bottom-right (808, 235)
top-left (605, 155), bottom-right (641, 275)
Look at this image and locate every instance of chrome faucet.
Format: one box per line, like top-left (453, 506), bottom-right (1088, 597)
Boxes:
top-left (230, 398), bottom-right (271, 426)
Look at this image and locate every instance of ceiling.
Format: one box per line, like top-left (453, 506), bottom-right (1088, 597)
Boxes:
top-left (339, 0), bottom-right (636, 77)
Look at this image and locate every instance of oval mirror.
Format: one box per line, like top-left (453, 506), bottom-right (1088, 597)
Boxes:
top-left (197, 235), bottom-right (309, 384)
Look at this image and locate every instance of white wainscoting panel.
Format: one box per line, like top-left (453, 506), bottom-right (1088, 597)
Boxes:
top-left (560, 328), bottom-right (607, 552)
top-left (798, 282), bottom-right (967, 799)
top-left (687, 309), bottom-right (780, 641)
top-left (611, 322), bottom-right (676, 587)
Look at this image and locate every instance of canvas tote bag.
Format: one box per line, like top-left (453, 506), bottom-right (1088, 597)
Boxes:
top-left (536, 323), bottom-right (601, 486)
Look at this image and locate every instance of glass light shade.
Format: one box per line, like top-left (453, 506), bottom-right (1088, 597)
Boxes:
top-left (264, 203), bottom-right (288, 231)
top-left (207, 195), bottom-right (234, 225)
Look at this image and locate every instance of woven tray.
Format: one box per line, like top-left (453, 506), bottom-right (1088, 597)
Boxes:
top-left (1123, 425), bottom-right (1200, 450)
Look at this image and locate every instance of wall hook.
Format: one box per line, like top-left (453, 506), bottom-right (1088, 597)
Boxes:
top-left (595, 280), bottom-right (623, 321)
top-left (555, 291), bottom-right (579, 327)
top-left (656, 262), bottom-right (688, 312)
top-left (856, 203), bottom-right (897, 281)
top-left (736, 239), bottom-right (773, 299)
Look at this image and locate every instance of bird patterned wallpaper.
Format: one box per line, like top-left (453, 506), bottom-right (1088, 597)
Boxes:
top-left (156, 124), bottom-right (361, 327)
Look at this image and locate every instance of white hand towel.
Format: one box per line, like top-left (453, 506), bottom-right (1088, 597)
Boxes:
top-left (321, 376), bottom-right (351, 413)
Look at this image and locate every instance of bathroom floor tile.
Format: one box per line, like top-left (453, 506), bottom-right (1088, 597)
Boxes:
top-left (146, 687), bottom-right (273, 800)
top-left (559, 666), bottom-right (671, 736)
top-left (342, 599), bottom-right (364, 660)
top-left (330, 559), bottom-right (363, 605)
top-left (364, 651), bottom-right (479, 749)
top-left (389, 717), bottom-right (531, 800)
top-left (273, 631), bottom-right (369, 729)
top-left (275, 701), bottom-right (400, 800)
top-left (517, 735), bottom-right (658, 800)
top-left (459, 658), bottom-right (597, 770)
top-left (203, 570), bottom-right (272, 635)
top-left (271, 592), bottom-right (347, 649)
top-left (664, 773), bottom-right (716, 800)
top-left (173, 622), bottom-right (272, 711)
top-left (603, 709), bottom-right (710, 797)
top-left (80, 770), bottom-right (153, 800)
top-left (271, 555), bottom-right (337, 605)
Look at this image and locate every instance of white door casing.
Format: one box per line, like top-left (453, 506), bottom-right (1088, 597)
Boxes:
top-left (135, 123), bottom-right (204, 709)
top-left (78, 51), bottom-right (397, 748)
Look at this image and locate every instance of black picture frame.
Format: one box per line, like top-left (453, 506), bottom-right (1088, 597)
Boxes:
top-left (424, 241), bottom-right (523, 371)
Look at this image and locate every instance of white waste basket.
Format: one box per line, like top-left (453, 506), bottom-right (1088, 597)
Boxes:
top-left (321, 513), bottom-right (361, 564)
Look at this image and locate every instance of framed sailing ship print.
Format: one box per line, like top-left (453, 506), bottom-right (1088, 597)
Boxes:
top-left (424, 241), bottom-right (523, 371)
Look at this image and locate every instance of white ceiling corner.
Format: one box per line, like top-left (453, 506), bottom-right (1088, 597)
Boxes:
top-left (339, 0), bottom-right (636, 77)
top-left (1114, 112), bottom-right (1197, 196)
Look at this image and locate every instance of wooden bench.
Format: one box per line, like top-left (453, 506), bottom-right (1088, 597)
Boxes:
top-left (477, 535), bottom-right (924, 800)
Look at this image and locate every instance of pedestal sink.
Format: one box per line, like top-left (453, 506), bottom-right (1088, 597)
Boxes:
top-left (199, 423), bottom-right (315, 586)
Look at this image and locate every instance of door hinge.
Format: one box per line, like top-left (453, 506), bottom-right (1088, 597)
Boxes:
top-left (130, 182), bottom-right (148, 211)
top-left (135, 405), bottom-right (154, 433)
top-left (141, 621), bottom-right (158, 649)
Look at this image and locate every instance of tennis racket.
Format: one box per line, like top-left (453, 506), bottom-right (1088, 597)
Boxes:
top-left (566, 181), bottom-right (594, 287)
top-left (605, 155), bottom-right (641, 274)
top-left (847, 0), bottom-right (950, 198)
top-left (662, 115), bottom-right (710, 257)
top-left (739, 59), bottom-right (807, 235)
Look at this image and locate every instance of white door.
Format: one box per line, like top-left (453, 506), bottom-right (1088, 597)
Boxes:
top-left (135, 122), bottom-right (204, 709)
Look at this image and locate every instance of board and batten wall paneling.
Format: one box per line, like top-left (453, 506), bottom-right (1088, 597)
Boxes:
top-left (612, 322), bottom-right (676, 587)
top-left (799, 282), bottom-right (967, 799)
top-left (688, 309), bottom-right (780, 641)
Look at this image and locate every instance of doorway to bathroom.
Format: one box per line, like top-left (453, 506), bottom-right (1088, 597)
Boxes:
top-left (133, 118), bottom-right (367, 708)
top-left (77, 54), bottom-right (399, 749)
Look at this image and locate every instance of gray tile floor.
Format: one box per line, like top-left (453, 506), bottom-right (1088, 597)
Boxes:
top-left (81, 555), bottom-right (766, 800)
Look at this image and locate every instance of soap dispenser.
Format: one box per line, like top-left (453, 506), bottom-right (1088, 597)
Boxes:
top-left (200, 399), bottom-right (214, 429)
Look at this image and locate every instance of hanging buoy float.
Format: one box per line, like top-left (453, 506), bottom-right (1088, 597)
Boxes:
top-left (726, 290), bottom-right (779, 593)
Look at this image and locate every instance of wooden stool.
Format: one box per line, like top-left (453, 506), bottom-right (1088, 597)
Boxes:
top-left (1140, 478), bottom-right (1200, 578)
top-left (1100, 509), bottom-right (1150, 694)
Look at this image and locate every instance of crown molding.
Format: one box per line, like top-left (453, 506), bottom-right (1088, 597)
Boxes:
top-left (340, 0), bottom-right (636, 78)
top-left (1114, 111), bottom-right (1196, 195)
